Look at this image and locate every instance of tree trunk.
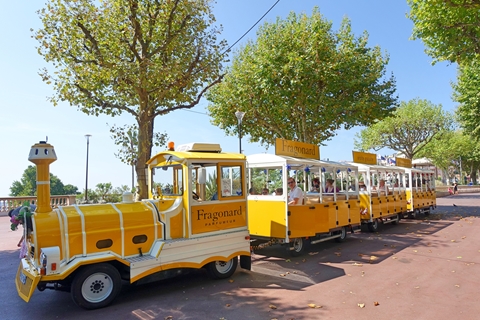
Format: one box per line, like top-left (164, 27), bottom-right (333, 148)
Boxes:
top-left (135, 114), bottom-right (154, 200)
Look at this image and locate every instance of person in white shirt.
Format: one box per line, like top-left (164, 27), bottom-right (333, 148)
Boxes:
top-left (287, 177), bottom-right (304, 205)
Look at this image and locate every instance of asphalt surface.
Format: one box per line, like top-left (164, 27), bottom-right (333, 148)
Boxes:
top-left (1, 193), bottom-right (479, 320)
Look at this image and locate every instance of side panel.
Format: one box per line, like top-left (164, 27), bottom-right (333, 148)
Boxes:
top-left (336, 201), bottom-right (350, 227)
top-left (248, 200), bottom-right (286, 238)
top-left (288, 205), bottom-right (316, 238)
top-left (348, 199), bottom-right (361, 225)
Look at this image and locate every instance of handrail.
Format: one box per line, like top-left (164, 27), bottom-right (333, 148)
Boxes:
top-left (0, 195), bottom-right (77, 215)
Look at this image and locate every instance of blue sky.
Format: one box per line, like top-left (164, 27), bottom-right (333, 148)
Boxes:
top-left (0, 1), bottom-right (457, 196)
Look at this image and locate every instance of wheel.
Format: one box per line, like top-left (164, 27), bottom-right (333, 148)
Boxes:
top-left (424, 207), bottom-right (431, 216)
top-left (367, 219), bottom-right (379, 232)
top-left (206, 257), bottom-right (238, 279)
top-left (391, 214), bottom-right (401, 225)
top-left (335, 227), bottom-right (347, 243)
top-left (71, 264), bottom-right (122, 310)
top-left (290, 237), bottom-right (310, 256)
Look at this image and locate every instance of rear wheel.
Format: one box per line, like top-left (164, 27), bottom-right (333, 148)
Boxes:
top-left (71, 264), bottom-right (122, 310)
top-left (206, 257), bottom-right (238, 279)
top-left (367, 219), bottom-right (379, 232)
top-left (335, 227), bottom-right (347, 243)
top-left (391, 214), bottom-right (401, 225)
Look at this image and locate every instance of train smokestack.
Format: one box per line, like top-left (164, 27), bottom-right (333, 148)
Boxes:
top-left (28, 141), bottom-right (57, 213)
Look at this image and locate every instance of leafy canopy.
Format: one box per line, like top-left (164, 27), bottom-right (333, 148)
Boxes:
top-left (408, 0), bottom-right (480, 64)
top-left (354, 98), bottom-right (454, 159)
top-left (453, 60), bottom-right (480, 138)
top-left (35, 0), bottom-right (227, 199)
top-left (10, 165), bottom-right (78, 196)
top-left (207, 7), bottom-right (397, 147)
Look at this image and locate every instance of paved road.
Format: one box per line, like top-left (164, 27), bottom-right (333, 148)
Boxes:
top-left (1, 194), bottom-right (479, 320)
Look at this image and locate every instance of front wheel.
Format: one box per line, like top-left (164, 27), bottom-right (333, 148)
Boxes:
top-left (335, 227), bottom-right (347, 243)
top-left (206, 257), bottom-right (238, 279)
top-left (71, 264), bottom-right (122, 310)
top-left (367, 219), bottom-right (379, 232)
top-left (290, 237), bottom-right (309, 256)
top-left (391, 214), bottom-right (401, 225)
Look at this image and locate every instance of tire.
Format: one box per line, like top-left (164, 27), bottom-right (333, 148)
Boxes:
top-left (424, 207), bottom-right (431, 216)
top-left (335, 227), bottom-right (347, 243)
top-left (206, 257), bottom-right (238, 279)
top-left (391, 214), bottom-right (401, 225)
top-left (367, 219), bottom-right (379, 232)
top-left (71, 264), bottom-right (122, 310)
top-left (290, 237), bottom-right (310, 257)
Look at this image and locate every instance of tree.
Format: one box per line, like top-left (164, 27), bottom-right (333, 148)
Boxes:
top-left (452, 60), bottom-right (480, 138)
top-left (408, 0), bottom-right (480, 64)
top-left (10, 165), bottom-right (75, 196)
top-left (35, 0), bottom-right (228, 199)
top-left (109, 123), bottom-right (168, 190)
top-left (417, 130), bottom-right (480, 184)
top-left (354, 99), bottom-right (454, 160)
top-left (207, 8), bottom-right (397, 147)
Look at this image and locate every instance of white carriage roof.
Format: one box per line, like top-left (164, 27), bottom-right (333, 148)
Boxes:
top-left (247, 153), bottom-right (358, 170)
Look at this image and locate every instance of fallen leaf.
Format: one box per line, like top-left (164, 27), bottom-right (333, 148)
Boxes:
top-left (370, 255), bottom-right (379, 261)
top-left (414, 286), bottom-right (420, 289)
top-left (228, 279), bottom-right (234, 283)
top-left (308, 252), bottom-right (319, 255)
top-left (358, 303), bottom-right (365, 308)
top-left (280, 274), bottom-right (286, 277)
top-left (225, 304), bottom-right (231, 307)
top-left (285, 259), bottom-right (291, 262)
top-left (455, 284), bottom-right (460, 288)
top-left (269, 304), bottom-right (277, 309)
top-left (462, 236), bottom-right (466, 239)
top-left (457, 256), bottom-right (462, 259)
top-left (334, 252), bottom-right (342, 256)
top-left (413, 250), bottom-right (418, 253)
top-left (165, 317), bottom-right (173, 320)
top-left (374, 301), bottom-right (380, 306)
top-left (352, 262), bottom-right (363, 266)
top-left (451, 240), bottom-right (456, 242)
top-left (302, 259), bottom-right (306, 262)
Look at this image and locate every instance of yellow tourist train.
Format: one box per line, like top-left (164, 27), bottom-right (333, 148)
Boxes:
top-left (15, 138), bottom-right (436, 309)
top-left (245, 139), bottom-right (436, 255)
top-left (16, 141), bottom-right (251, 310)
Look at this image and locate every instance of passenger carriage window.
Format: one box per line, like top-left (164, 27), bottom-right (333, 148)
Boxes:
top-left (152, 164), bottom-right (183, 197)
top-left (220, 165), bottom-right (243, 198)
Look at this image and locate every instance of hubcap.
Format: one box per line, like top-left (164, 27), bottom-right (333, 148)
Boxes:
top-left (81, 273), bottom-right (114, 303)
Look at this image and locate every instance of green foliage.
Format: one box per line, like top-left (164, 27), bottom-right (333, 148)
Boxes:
top-left (408, 0), bottom-right (480, 64)
top-left (35, 0), bottom-right (227, 199)
top-left (417, 130), bottom-right (480, 184)
top-left (453, 60), bottom-right (480, 138)
top-left (9, 165), bottom-right (75, 196)
top-left (354, 98), bottom-right (454, 159)
top-left (109, 123), bottom-right (168, 167)
top-left (207, 7), bottom-right (397, 147)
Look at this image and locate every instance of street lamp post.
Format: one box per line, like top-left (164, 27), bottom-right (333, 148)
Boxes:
top-left (235, 111), bottom-right (245, 153)
top-left (85, 134), bottom-right (92, 202)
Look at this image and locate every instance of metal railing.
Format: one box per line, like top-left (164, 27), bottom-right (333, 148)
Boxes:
top-left (0, 195), bottom-right (77, 216)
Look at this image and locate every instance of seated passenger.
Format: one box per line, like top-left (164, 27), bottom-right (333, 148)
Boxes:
top-left (287, 177), bottom-right (303, 205)
top-left (275, 187), bottom-right (283, 196)
top-left (325, 179), bottom-right (339, 193)
top-left (249, 187), bottom-right (257, 195)
top-left (310, 177), bottom-right (320, 193)
top-left (262, 188), bottom-right (269, 195)
top-left (358, 181), bottom-right (366, 191)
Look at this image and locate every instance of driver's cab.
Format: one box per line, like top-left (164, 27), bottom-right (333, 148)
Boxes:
top-left (147, 142), bottom-right (248, 240)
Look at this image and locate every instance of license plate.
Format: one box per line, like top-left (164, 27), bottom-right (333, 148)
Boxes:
top-left (19, 272), bottom-right (27, 285)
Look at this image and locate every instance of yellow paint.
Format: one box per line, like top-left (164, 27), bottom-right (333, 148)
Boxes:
top-left (396, 157), bottom-right (412, 168)
top-left (352, 151), bottom-right (377, 165)
top-left (248, 200), bottom-right (286, 238)
top-left (275, 138), bottom-right (319, 160)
